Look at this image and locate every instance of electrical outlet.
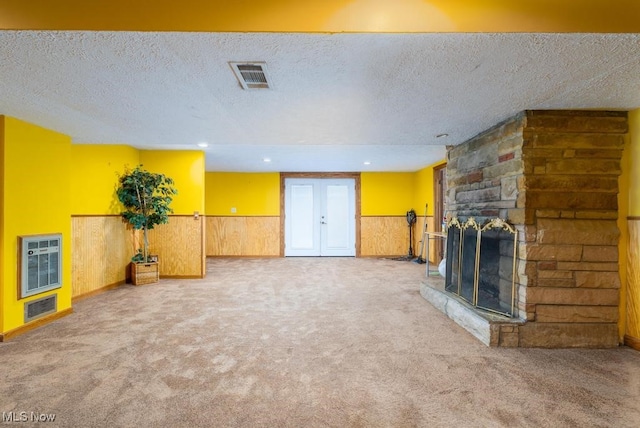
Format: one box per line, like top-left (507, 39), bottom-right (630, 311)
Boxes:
top-left (231, 207), bottom-right (237, 214)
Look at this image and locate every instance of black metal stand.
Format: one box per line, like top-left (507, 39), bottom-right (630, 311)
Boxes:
top-left (392, 209), bottom-right (417, 261)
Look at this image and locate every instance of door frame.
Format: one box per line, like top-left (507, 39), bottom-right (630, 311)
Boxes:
top-left (433, 163), bottom-right (447, 262)
top-left (280, 172), bottom-right (361, 257)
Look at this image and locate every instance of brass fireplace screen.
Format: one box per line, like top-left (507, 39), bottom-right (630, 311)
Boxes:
top-left (444, 217), bottom-right (518, 318)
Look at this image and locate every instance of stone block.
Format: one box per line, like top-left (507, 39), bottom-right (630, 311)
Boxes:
top-left (575, 271), bottom-right (621, 289)
top-left (483, 158), bottom-right (524, 180)
top-left (499, 331), bottom-right (520, 347)
top-left (535, 305), bottom-right (619, 323)
top-left (525, 244), bottom-right (582, 261)
top-left (455, 201), bottom-right (516, 214)
top-left (467, 170), bottom-right (483, 184)
top-left (525, 287), bottom-right (619, 306)
top-left (582, 246), bottom-right (618, 262)
top-left (499, 152), bottom-right (515, 162)
top-left (533, 166), bottom-right (546, 174)
top-left (501, 176), bottom-right (519, 201)
top-left (537, 261), bottom-right (557, 270)
top-left (536, 219), bottom-right (619, 245)
top-left (536, 210), bottom-right (561, 218)
top-left (498, 134), bottom-right (523, 155)
top-left (538, 270), bottom-right (574, 279)
top-left (545, 159), bottom-right (621, 176)
top-left (526, 191), bottom-right (618, 210)
top-left (525, 176), bottom-right (619, 193)
top-left (574, 149), bottom-right (624, 159)
top-left (456, 186), bottom-right (502, 204)
top-left (525, 110), bottom-right (628, 134)
top-left (489, 324), bottom-right (500, 347)
top-left (556, 261), bottom-right (619, 272)
top-left (518, 322), bottom-right (619, 348)
top-left (523, 147), bottom-right (565, 159)
top-left (574, 211), bottom-right (618, 220)
top-left (524, 132), bottom-right (625, 150)
top-left (536, 277), bottom-right (576, 288)
top-left (457, 146), bottom-right (498, 172)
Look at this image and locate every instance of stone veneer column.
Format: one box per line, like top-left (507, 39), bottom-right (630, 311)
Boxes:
top-left (445, 110), bottom-right (627, 347)
top-left (518, 110), bottom-right (626, 347)
top-left (446, 113), bottom-right (527, 323)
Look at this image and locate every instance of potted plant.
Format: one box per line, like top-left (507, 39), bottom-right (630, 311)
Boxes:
top-left (117, 165), bottom-right (177, 285)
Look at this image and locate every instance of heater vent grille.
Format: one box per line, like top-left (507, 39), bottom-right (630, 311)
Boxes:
top-left (25, 294), bottom-right (57, 323)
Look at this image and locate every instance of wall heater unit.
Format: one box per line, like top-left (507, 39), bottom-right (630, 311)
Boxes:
top-left (19, 234), bottom-right (62, 299)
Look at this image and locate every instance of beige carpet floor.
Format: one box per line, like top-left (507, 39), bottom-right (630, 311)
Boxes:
top-left (1, 257), bottom-right (639, 427)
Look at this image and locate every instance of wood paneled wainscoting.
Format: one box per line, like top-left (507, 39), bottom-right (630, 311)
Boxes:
top-left (147, 215), bottom-right (206, 278)
top-left (360, 216), bottom-right (434, 258)
top-left (626, 218), bottom-right (640, 351)
top-left (206, 216), bottom-right (280, 257)
top-left (71, 215), bottom-right (135, 299)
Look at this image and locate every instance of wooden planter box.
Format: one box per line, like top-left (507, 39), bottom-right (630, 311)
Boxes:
top-left (131, 262), bottom-right (159, 285)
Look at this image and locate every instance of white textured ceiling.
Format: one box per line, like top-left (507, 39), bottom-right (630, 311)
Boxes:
top-left (1, 31), bottom-right (640, 172)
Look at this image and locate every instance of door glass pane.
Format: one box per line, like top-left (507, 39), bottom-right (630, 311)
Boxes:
top-left (325, 185), bottom-right (349, 249)
top-left (290, 184), bottom-right (314, 249)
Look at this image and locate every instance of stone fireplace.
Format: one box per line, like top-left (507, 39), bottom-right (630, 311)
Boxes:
top-left (421, 110), bottom-right (626, 348)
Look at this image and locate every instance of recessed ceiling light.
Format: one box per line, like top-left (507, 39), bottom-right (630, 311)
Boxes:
top-left (363, 161), bottom-right (371, 165)
top-left (435, 133), bottom-right (449, 139)
top-left (263, 158), bottom-right (271, 163)
top-left (197, 142), bottom-right (209, 148)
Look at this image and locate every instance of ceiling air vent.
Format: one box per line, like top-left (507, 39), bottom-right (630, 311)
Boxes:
top-left (229, 62), bottom-right (270, 90)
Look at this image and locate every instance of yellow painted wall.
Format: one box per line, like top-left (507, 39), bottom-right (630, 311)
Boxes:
top-left (205, 169), bottom-right (445, 218)
top-left (139, 150), bottom-right (205, 215)
top-left (618, 119), bottom-right (631, 340)
top-left (2, 0), bottom-right (640, 32)
top-left (0, 117), bottom-right (4, 332)
top-left (205, 172), bottom-right (280, 216)
top-left (628, 109), bottom-right (640, 216)
top-left (361, 172), bottom-right (415, 216)
top-left (70, 144), bottom-right (139, 215)
top-left (625, 108), bottom-right (640, 342)
top-left (1, 116), bottom-right (72, 334)
top-left (413, 160), bottom-right (446, 216)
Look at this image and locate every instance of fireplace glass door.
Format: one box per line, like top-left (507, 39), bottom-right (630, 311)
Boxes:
top-left (444, 218), bottom-right (518, 317)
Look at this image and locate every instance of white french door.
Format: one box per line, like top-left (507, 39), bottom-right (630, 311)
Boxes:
top-left (284, 178), bottom-right (356, 257)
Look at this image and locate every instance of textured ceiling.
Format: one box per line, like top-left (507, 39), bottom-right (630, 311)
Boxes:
top-left (1, 31), bottom-right (640, 172)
